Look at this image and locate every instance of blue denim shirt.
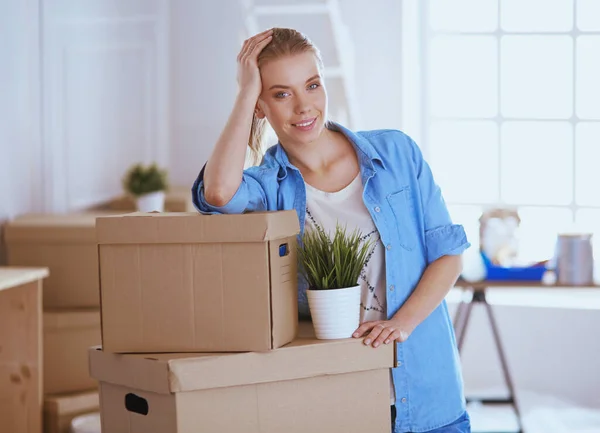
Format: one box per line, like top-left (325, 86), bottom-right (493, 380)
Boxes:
top-left (192, 122), bottom-right (470, 432)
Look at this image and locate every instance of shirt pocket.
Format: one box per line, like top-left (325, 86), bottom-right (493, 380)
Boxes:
top-left (386, 186), bottom-right (420, 251)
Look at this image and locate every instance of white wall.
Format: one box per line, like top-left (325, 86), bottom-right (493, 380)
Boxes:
top-left (0, 0), bottom-right (170, 224)
top-left (0, 0), bottom-right (42, 263)
top-left (169, 0), bottom-right (245, 188)
top-left (338, 0), bottom-right (403, 131)
top-left (41, 0), bottom-right (170, 212)
top-left (0, 0), bottom-right (42, 222)
top-left (448, 295), bottom-right (600, 409)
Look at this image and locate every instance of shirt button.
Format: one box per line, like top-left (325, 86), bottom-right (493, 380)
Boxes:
top-left (389, 285), bottom-right (395, 291)
top-left (396, 360), bottom-right (402, 367)
top-left (386, 244), bottom-right (392, 251)
top-left (374, 206), bottom-right (381, 213)
top-left (401, 398), bottom-right (407, 403)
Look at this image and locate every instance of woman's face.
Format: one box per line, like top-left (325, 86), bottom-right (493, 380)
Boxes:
top-left (256, 51), bottom-right (327, 148)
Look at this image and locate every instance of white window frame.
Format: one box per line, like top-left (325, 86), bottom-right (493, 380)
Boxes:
top-left (414, 0), bottom-right (600, 259)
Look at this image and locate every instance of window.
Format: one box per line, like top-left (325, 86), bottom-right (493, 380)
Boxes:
top-left (422, 0), bottom-right (600, 262)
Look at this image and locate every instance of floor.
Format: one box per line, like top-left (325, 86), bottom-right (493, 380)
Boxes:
top-left (468, 390), bottom-right (600, 432)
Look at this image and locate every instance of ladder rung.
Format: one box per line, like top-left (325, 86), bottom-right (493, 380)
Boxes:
top-left (253, 4), bottom-right (329, 16)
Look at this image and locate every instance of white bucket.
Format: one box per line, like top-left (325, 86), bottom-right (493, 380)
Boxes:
top-left (136, 190), bottom-right (165, 212)
top-left (307, 285), bottom-right (361, 339)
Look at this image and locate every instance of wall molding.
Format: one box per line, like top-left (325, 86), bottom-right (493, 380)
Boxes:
top-left (41, 1), bottom-right (169, 212)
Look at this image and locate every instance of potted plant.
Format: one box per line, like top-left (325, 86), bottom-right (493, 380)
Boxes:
top-left (297, 223), bottom-right (374, 339)
top-left (122, 163), bottom-right (168, 212)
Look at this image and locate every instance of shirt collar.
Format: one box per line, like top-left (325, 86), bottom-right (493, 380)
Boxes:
top-left (274, 120), bottom-right (386, 171)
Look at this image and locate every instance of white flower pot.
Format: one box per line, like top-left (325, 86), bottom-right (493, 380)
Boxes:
top-left (136, 191), bottom-right (165, 212)
top-left (307, 285), bottom-right (361, 339)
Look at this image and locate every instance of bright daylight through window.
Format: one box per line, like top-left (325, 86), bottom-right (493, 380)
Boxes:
top-left (423, 0), bottom-right (600, 264)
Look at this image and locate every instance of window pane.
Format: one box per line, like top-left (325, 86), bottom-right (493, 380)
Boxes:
top-left (429, 36), bottom-right (498, 117)
top-left (429, 121), bottom-right (499, 203)
top-left (501, 36), bottom-right (573, 119)
top-left (429, 0), bottom-right (498, 32)
top-left (576, 36), bottom-right (600, 120)
top-left (447, 205), bottom-right (483, 246)
top-left (501, 0), bottom-right (574, 32)
top-left (577, 0), bottom-right (600, 31)
top-left (518, 207), bottom-right (573, 262)
top-left (501, 122), bottom-right (573, 205)
top-left (575, 122), bottom-right (600, 206)
top-left (448, 205), bottom-right (488, 283)
top-left (575, 209), bottom-right (600, 258)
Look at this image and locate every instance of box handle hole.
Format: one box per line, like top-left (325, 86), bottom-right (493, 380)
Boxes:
top-left (125, 393), bottom-right (149, 415)
top-left (279, 243), bottom-right (289, 257)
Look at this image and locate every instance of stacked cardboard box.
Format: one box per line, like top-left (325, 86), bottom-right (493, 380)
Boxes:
top-left (90, 211), bottom-right (395, 432)
top-left (4, 213), bottom-right (110, 432)
top-left (43, 390), bottom-right (99, 433)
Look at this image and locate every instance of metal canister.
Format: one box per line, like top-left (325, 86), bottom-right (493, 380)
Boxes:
top-left (556, 233), bottom-right (594, 286)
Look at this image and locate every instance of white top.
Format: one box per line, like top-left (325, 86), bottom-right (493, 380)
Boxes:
top-left (0, 266), bottom-right (49, 292)
top-left (304, 173), bottom-right (396, 405)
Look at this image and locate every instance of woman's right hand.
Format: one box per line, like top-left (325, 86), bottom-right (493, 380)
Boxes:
top-left (236, 29), bottom-right (273, 98)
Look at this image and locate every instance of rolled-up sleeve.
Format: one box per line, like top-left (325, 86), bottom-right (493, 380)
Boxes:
top-left (409, 138), bottom-right (471, 263)
top-left (191, 164), bottom-right (268, 215)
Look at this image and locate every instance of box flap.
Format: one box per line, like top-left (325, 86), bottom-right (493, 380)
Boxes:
top-left (88, 347), bottom-right (172, 394)
top-left (44, 309), bottom-right (100, 330)
top-left (4, 212), bottom-right (118, 244)
top-left (88, 321), bottom-right (394, 394)
top-left (96, 211), bottom-right (300, 244)
top-left (43, 390), bottom-right (99, 415)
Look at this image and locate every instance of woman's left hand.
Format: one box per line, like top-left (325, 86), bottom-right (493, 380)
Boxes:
top-left (352, 319), bottom-right (411, 348)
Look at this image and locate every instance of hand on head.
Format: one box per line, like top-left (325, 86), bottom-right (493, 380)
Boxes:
top-left (236, 29), bottom-right (273, 98)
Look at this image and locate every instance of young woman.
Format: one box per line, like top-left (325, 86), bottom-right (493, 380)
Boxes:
top-left (192, 27), bottom-right (471, 433)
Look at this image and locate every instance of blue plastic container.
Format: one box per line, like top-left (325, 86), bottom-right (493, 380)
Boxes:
top-left (481, 251), bottom-right (546, 281)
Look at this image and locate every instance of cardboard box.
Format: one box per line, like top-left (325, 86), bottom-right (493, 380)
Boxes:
top-left (4, 212), bottom-right (119, 308)
top-left (96, 211), bottom-right (300, 353)
top-left (44, 310), bottom-right (101, 394)
top-left (44, 390), bottom-right (99, 433)
top-left (89, 322), bottom-right (394, 433)
top-left (0, 266), bottom-right (48, 433)
top-left (104, 187), bottom-right (194, 212)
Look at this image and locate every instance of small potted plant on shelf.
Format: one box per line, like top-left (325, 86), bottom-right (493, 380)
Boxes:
top-left (122, 163), bottom-right (168, 212)
top-left (297, 223), bottom-right (374, 339)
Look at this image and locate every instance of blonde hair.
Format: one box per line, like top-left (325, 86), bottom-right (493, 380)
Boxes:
top-left (248, 28), bottom-right (324, 166)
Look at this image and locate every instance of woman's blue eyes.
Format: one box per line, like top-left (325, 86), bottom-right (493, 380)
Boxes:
top-left (275, 83), bottom-right (320, 99)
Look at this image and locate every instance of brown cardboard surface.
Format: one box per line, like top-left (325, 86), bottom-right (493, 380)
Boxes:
top-left (4, 212), bottom-right (120, 308)
top-left (100, 370), bottom-right (389, 433)
top-left (96, 210), bottom-right (300, 244)
top-left (0, 267), bottom-right (45, 433)
top-left (43, 390), bottom-right (99, 433)
top-left (97, 211), bottom-right (300, 353)
top-left (91, 322), bottom-right (394, 433)
top-left (89, 321), bottom-right (394, 393)
top-left (44, 310), bottom-right (101, 394)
